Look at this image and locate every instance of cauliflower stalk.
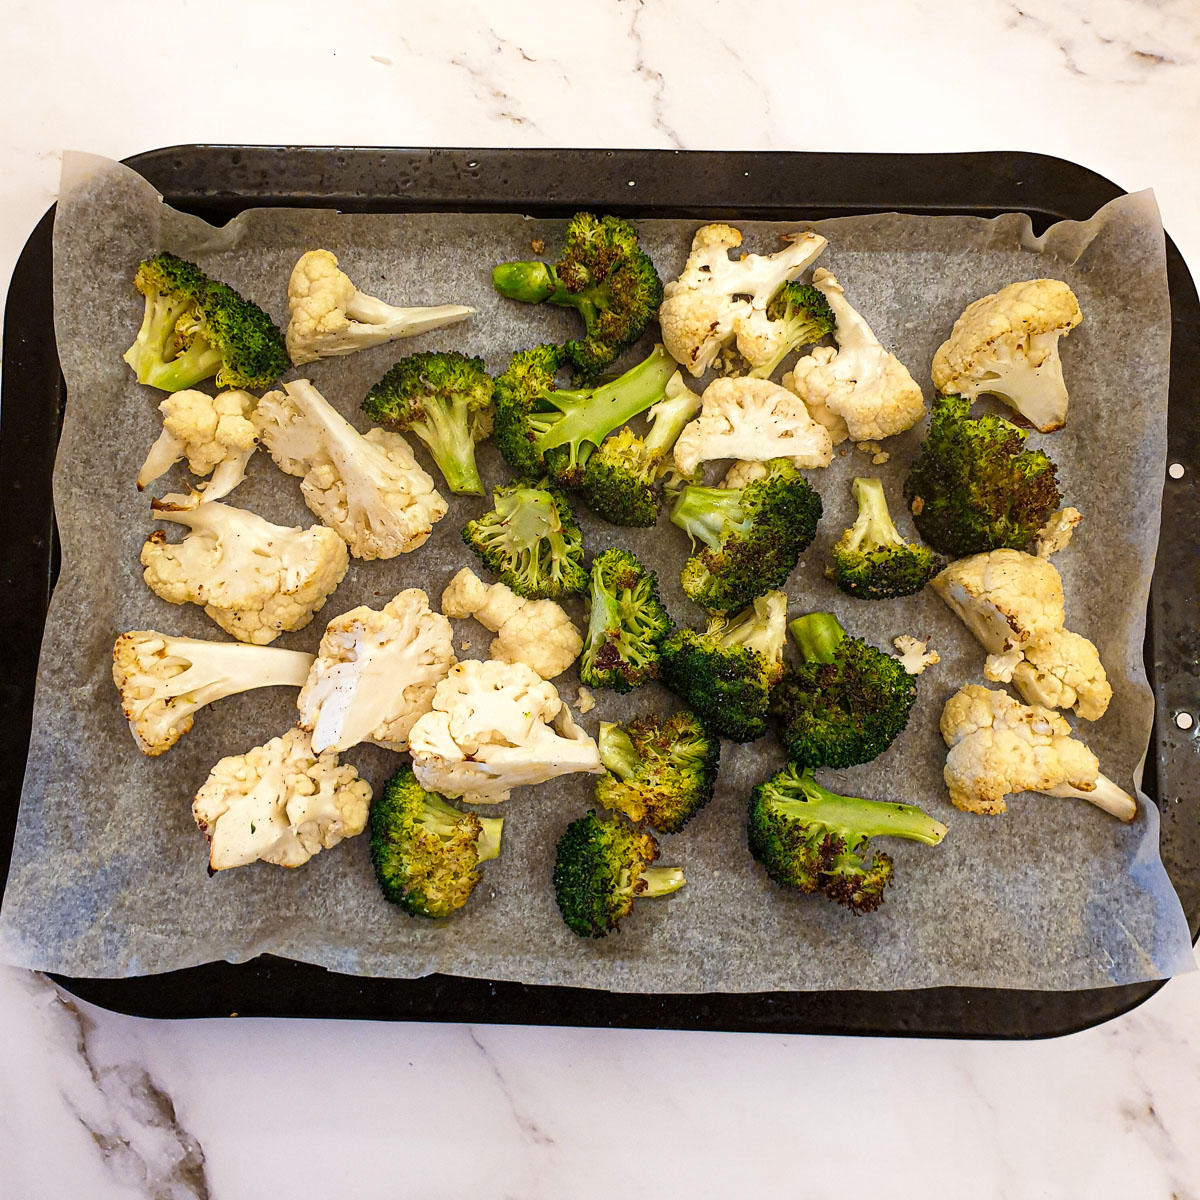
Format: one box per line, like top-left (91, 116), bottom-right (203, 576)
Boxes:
top-left (297, 589), bottom-right (455, 754)
top-left (285, 249), bottom-right (472, 365)
top-left (255, 379), bottom-right (448, 559)
top-left (193, 727), bottom-right (371, 870)
top-left (408, 659), bottom-right (603, 804)
top-left (141, 500), bottom-right (349, 645)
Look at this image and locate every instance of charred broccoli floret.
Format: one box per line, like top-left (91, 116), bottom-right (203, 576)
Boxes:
top-left (362, 350), bottom-right (494, 495)
top-left (670, 459), bottom-right (823, 612)
top-left (595, 710), bottom-right (721, 833)
top-left (748, 763), bottom-right (946, 913)
top-left (553, 809), bottom-right (685, 937)
top-left (492, 212), bottom-right (663, 377)
top-left (462, 481), bottom-right (587, 599)
top-left (903, 392), bottom-right (1061, 557)
top-left (747, 282), bottom-right (837, 380)
top-left (369, 767), bottom-right (503, 918)
top-left (580, 549), bottom-right (673, 693)
top-left (772, 612), bottom-right (916, 768)
top-left (660, 590), bottom-right (788, 742)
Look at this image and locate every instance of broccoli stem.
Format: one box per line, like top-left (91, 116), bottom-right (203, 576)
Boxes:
top-left (670, 486), bottom-right (746, 551)
top-left (492, 262), bottom-right (608, 325)
top-left (789, 613), bottom-right (846, 664)
top-left (846, 477), bottom-right (906, 552)
top-left (643, 384), bottom-right (701, 461)
top-left (409, 392), bottom-right (483, 495)
top-left (640, 867), bottom-right (686, 897)
top-left (598, 723), bottom-right (640, 781)
top-left (141, 337), bottom-right (223, 392)
top-left (786, 771), bottom-right (948, 845)
top-left (477, 817), bottom-right (505, 862)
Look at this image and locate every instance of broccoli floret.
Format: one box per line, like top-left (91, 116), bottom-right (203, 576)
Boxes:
top-left (553, 809), bottom-right (685, 937)
top-left (579, 374), bottom-right (701, 527)
top-left (581, 549), bottom-right (673, 693)
top-left (747, 763), bottom-right (946, 913)
top-left (493, 343), bottom-right (677, 488)
top-left (659, 590), bottom-right (788, 742)
top-left (670, 459), bottom-right (823, 612)
top-left (123, 253), bottom-right (288, 392)
top-left (492, 212), bottom-right (664, 377)
top-left (462, 481), bottom-right (587, 599)
top-left (827, 477), bottom-right (941, 600)
top-left (747, 282), bottom-right (837, 380)
top-left (903, 392), bottom-right (1062, 557)
top-left (362, 351), bottom-right (494, 495)
top-left (369, 766), bottom-right (503, 918)
top-left (595, 710), bottom-right (721, 833)
top-left (772, 612), bottom-right (916, 768)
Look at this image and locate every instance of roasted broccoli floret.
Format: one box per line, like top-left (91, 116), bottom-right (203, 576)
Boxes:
top-left (747, 282), bottom-right (837, 380)
top-left (903, 392), bottom-right (1062, 557)
top-left (772, 612), bottom-right (916, 769)
top-left (369, 766), bottom-right (504, 918)
top-left (595, 711), bottom-right (721, 833)
top-left (670, 459), bottom-right (822, 612)
top-left (123, 252), bottom-right (288, 392)
top-left (492, 212), bottom-right (664, 377)
top-left (362, 351), bottom-right (494, 495)
top-left (580, 549), bottom-right (673, 693)
top-left (827, 476), bottom-right (941, 600)
top-left (747, 763), bottom-right (946, 913)
top-left (462, 481), bottom-right (587, 599)
top-left (579, 373), bottom-right (702, 526)
top-left (493, 343), bottom-right (676, 487)
top-left (553, 810), bottom-right (685, 937)
top-left (660, 590), bottom-right (788, 742)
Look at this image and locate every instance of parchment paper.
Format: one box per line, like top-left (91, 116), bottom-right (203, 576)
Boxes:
top-left (0, 153), bottom-right (1191, 990)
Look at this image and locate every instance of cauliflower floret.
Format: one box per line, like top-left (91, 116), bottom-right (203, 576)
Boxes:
top-left (113, 631), bottom-right (314, 756)
top-left (192, 727), bottom-right (371, 870)
top-left (575, 687), bottom-right (596, 714)
top-left (719, 460), bottom-right (771, 489)
top-left (785, 270), bottom-right (925, 442)
top-left (297, 589), bottom-right (455, 753)
top-left (441, 568), bottom-right (581, 680)
top-left (255, 379), bottom-right (448, 559)
top-left (891, 635), bottom-right (939, 675)
top-left (932, 279), bottom-right (1082, 433)
top-left (658, 224), bottom-right (827, 376)
top-left (137, 389), bottom-right (258, 503)
top-left (408, 659), bottom-right (603, 804)
top-left (672, 377), bottom-right (834, 476)
top-left (285, 249), bottom-right (472, 365)
top-left (140, 500), bottom-right (349, 645)
top-left (1009, 628), bottom-right (1112, 721)
top-left (1035, 507), bottom-right (1083, 558)
top-left (939, 685), bottom-right (1135, 821)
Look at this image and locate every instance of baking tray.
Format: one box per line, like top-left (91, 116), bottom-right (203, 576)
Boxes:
top-left (1, 146), bottom-right (1196, 1037)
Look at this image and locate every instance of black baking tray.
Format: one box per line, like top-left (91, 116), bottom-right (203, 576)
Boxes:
top-left (1, 147), bottom-right (1196, 1037)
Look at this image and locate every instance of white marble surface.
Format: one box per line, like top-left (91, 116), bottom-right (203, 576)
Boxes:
top-left (2, 1), bottom-right (1199, 1196)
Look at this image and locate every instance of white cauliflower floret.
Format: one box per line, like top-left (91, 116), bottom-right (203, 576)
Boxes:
top-left (719, 460), bottom-right (771, 489)
top-left (285, 249), bottom-right (472, 365)
top-left (575, 687), bottom-right (596, 714)
top-left (939, 685), bottom-right (1135, 821)
top-left (441, 568), bottom-right (581, 680)
top-left (192, 727), bottom-right (371, 870)
top-left (658, 224), bottom-right (826, 376)
top-left (113, 631), bottom-right (314, 756)
top-left (137, 389), bottom-right (258, 503)
top-left (892, 636), bottom-right (939, 675)
top-left (140, 500), bottom-right (349, 645)
top-left (932, 278), bottom-right (1082, 433)
top-left (785, 270), bottom-right (925, 442)
top-left (408, 659), bottom-right (602, 804)
top-left (672, 377), bottom-right (834, 476)
top-left (1009, 628), bottom-right (1112, 721)
top-left (297, 589), bottom-right (455, 754)
top-left (255, 379), bottom-right (447, 559)
top-left (1035, 507), bottom-right (1083, 558)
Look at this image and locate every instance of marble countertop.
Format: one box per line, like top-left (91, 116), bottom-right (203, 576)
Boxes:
top-left (2, 2), bottom-right (1199, 1196)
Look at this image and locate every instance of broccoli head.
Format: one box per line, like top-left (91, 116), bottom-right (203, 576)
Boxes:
top-left (493, 343), bottom-right (676, 487)
top-left (670, 459), bottom-right (822, 613)
top-left (660, 590), bottom-right (788, 742)
top-left (553, 809), bottom-right (685, 937)
top-left (772, 612), bottom-right (916, 769)
top-left (827, 477), bottom-right (941, 600)
top-left (462, 481), bottom-right (587, 600)
top-left (581, 549), bottom-right (673, 693)
top-left (369, 766), bottom-right (503, 918)
top-left (595, 710), bottom-right (721, 833)
top-left (123, 253), bottom-right (288, 392)
top-left (362, 351), bottom-right (494, 495)
top-left (747, 282), bottom-right (837, 380)
top-left (747, 763), bottom-right (946, 913)
top-left (903, 392), bottom-right (1061, 557)
top-left (492, 212), bottom-right (663, 377)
